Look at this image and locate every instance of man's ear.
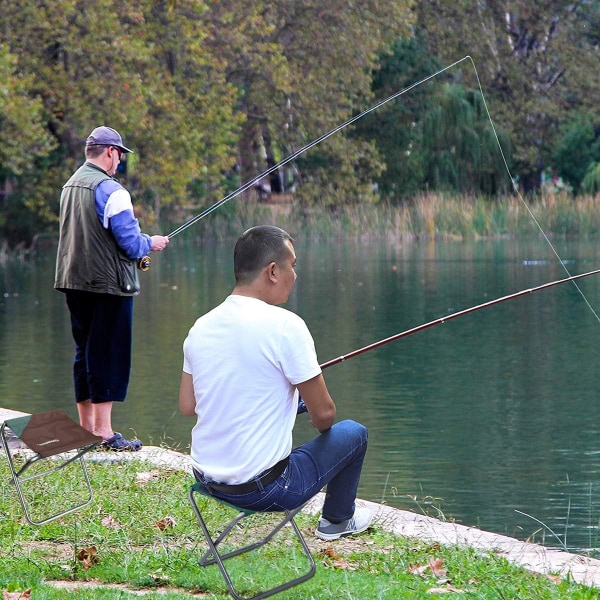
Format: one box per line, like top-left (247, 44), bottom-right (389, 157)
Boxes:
top-left (267, 261), bottom-right (277, 282)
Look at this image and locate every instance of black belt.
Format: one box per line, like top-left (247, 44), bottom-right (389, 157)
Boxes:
top-left (198, 456), bottom-right (289, 495)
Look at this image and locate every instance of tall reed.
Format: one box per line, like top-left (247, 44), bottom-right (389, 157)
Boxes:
top-left (176, 192), bottom-right (600, 242)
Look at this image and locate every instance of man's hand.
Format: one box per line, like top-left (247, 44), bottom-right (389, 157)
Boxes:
top-left (297, 397), bottom-right (308, 414)
top-left (151, 235), bottom-right (169, 252)
top-left (296, 374), bottom-right (336, 432)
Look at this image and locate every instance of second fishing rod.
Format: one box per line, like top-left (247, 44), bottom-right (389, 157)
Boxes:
top-left (318, 268), bottom-right (600, 370)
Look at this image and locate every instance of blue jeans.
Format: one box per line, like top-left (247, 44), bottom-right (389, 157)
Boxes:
top-left (194, 419), bottom-right (368, 523)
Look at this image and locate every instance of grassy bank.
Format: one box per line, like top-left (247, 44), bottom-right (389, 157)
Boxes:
top-left (0, 457), bottom-right (597, 599)
top-left (173, 192), bottom-right (600, 243)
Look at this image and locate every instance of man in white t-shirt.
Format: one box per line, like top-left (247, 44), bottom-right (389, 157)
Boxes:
top-left (179, 225), bottom-right (372, 540)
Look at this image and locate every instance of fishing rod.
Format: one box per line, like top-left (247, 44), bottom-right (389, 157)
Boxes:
top-left (319, 268), bottom-right (600, 370)
top-left (136, 56), bottom-right (473, 272)
top-left (167, 56), bottom-right (470, 241)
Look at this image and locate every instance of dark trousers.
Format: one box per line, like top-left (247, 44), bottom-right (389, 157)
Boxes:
top-left (65, 290), bottom-right (133, 403)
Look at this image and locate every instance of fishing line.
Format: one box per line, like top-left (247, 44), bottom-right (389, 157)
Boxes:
top-left (465, 56), bottom-right (600, 322)
top-left (166, 56), bottom-right (473, 239)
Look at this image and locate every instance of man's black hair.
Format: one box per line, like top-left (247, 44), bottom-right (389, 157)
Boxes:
top-left (234, 226), bottom-right (294, 284)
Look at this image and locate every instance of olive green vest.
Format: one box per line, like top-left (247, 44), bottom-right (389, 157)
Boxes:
top-left (54, 162), bottom-right (139, 296)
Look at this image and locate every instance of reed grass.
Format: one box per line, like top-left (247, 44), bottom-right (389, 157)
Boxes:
top-left (168, 192), bottom-right (600, 243)
top-left (1, 192), bottom-right (598, 258)
top-left (0, 458), bottom-right (598, 599)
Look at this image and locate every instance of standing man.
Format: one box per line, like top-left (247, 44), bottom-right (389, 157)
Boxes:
top-left (179, 225), bottom-right (372, 540)
top-left (55, 126), bottom-right (169, 451)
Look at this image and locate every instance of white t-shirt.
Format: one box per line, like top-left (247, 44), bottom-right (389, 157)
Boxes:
top-left (183, 294), bottom-right (322, 483)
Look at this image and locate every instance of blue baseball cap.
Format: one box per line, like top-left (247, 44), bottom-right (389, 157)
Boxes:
top-left (85, 126), bottom-right (133, 153)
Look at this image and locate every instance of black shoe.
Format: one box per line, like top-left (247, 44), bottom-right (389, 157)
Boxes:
top-left (101, 432), bottom-right (142, 452)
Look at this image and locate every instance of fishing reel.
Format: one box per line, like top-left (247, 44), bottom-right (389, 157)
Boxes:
top-left (138, 255), bottom-right (151, 271)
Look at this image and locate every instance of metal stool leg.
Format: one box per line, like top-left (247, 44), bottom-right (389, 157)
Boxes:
top-left (189, 484), bottom-right (316, 600)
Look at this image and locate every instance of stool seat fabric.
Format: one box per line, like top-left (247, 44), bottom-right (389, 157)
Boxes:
top-left (8, 410), bottom-right (102, 458)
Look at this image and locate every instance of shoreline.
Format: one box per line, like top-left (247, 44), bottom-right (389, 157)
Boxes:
top-left (93, 443), bottom-right (600, 588)
top-left (3, 407), bottom-right (600, 589)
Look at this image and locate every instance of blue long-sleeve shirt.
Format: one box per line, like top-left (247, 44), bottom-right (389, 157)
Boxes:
top-left (95, 179), bottom-right (152, 259)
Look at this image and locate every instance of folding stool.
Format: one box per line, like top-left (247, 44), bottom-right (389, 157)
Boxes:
top-left (189, 482), bottom-right (316, 599)
top-left (0, 409), bottom-right (102, 525)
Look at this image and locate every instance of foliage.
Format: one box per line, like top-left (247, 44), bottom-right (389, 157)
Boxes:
top-left (421, 83), bottom-right (512, 196)
top-left (162, 194), bottom-right (600, 244)
top-left (0, 44), bottom-right (60, 245)
top-left (414, 0), bottom-right (600, 193)
top-left (581, 163), bottom-right (600, 196)
top-left (352, 33), bottom-right (439, 199)
top-left (202, 0), bottom-right (413, 205)
top-left (0, 46), bottom-right (57, 178)
top-left (1, 1), bottom-right (242, 229)
top-left (552, 111), bottom-right (600, 194)
top-left (355, 35), bottom-right (514, 200)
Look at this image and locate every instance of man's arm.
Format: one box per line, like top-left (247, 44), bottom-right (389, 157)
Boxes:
top-left (97, 182), bottom-right (169, 258)
top-left (179, 371), bottom-right (196, 417)
top-left (296, 374), bottom-right (336, 433)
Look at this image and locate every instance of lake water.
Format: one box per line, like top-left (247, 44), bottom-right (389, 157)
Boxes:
top-left (1, 236), bottom-right (600, 554)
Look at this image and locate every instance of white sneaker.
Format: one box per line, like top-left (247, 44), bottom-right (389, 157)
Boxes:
top-left (315, 506), bottom-right (373, 541)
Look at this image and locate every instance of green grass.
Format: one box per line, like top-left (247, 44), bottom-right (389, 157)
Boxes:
top-left (1, 457), bottom-right (598, 599)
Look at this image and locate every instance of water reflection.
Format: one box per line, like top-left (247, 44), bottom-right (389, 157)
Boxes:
top-left (1, 237), bottom-right (599, 554)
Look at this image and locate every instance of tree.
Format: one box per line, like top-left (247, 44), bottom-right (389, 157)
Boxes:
top-left (0, 45), bottom-right (58, 245)
top-left (200, 0), bottom-right (413, 205)
top-left (352, 33), bottom-right (440, 199)
top-left (551, 110), bottom-right (600, 194)
top-left (1, 0), bottom-right (241, 243)
top-left (421, 83), bottom-right (511, 195)
top-left (1, 0), bottom-right (414, 246)
top-left (415, 0), bottom-right (600, 193)
top-left (581, 162), bottom-right (600, 196)
top-left (353, 34), bottom-right (512, 199)
top-left (0, 47), bottom-right (56, 179)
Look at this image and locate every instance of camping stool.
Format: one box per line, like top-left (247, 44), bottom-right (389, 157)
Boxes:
top-left (189, 482), bottom-right (316, 600)
top-left (0, 409), bottom-right (102, 525)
